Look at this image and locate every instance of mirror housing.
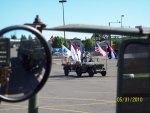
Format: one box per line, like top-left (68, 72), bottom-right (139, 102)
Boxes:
top-left (0, 25), bottom-right (51, 102)
top-left (117, 39), bottom-right (150, 113)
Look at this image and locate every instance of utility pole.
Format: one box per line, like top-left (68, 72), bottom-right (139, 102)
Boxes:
top-left (108, 21), bottom-right (121, 46)
top-left (59, 0), bottom-right (67, 40)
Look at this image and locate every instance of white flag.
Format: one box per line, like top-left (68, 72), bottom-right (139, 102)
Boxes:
top-left (71, 45), bottom-right (78, 61)
top-left (77, 49), bottom-right (81, 63)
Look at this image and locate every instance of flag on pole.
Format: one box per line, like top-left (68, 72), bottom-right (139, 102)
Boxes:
top-left (77, 49), bottom-right (81, 62)
top-left (106, 43), bottom-right (117, 59)
top-left (95, 42), bottom-right (107, 56)
top-left (62, 45), bottom-right (71, 57)
top-left (73, 44), bottom-right (78, 52)
top-left (71, 45), bottom-right (78, 61)
top-left (50, 36), bottom-right (56, 41)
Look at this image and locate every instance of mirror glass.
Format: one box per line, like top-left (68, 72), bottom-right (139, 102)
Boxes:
top-left (0, 29), bottom-right (47, 100)
top-left (123, 43), bottom-right (150, 76)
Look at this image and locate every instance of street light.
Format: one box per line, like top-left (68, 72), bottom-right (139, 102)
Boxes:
top-left (121, 15), bottom-right (125, 28)
top-left (59, 0), bottom-right (67, 39)
top-left (109, 21), bottom-right (121, 27)
top-left (108, 21), bottom-right (121, 46)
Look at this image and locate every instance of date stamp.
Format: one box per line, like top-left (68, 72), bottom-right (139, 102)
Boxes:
top-left (116, 97), bottom-right (143, 103)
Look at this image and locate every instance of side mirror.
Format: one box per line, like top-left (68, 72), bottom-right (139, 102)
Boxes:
top-left (117, 39), bottom-right (150, 113)
top-left (0, 25), bottom-right (51, 102)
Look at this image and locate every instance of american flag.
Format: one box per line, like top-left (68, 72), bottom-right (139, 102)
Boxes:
top-left (95, 42), bottom-right (107, 56)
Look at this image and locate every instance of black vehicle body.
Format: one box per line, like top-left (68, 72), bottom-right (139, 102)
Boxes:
top-left (62, 62), bottom-right (106, 77)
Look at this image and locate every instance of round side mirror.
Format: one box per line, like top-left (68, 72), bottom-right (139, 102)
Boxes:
top-left (0, 25), bottom-right (51, 102)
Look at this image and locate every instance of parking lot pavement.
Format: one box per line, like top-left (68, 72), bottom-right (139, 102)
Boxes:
top-left (0, 59), bottom-right (117, 113)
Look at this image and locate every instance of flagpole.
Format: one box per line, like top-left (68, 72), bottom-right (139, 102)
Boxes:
top-left (61, 54), bottom-right (63, 64)
top-left (61, 45), bottom-right (64, 65)
top-left (105, 55), bottom-right (108, 72)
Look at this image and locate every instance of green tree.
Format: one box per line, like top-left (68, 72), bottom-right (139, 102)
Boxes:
top-left (63, 39), bottom-right (69, 48)
top-left (52, 36), bottom-right (62, 48)
top-left (52, 36), bottom-right (69, 48)
top-left (20, 35), bottom-right (27, 41)
top-left (84, 39), bottom-right (95, 51)
top-left (111, 36), bottom-right (140, 50)
top-left (91, 33), bottom-right (108, 41)
top-left (28, 35), bottom-right (33, 40)
top-left (112, 38), bottom-right (122, 50)
top-left (11, 35), bottom-right (17, 39)
top-left (82, 40), bottom-right (86, 46)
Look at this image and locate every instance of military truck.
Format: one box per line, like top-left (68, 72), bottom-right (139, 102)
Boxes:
top-left (17, 38), bottom-right (45, 74)
top-left (63, 62), bottom-right (106, 77)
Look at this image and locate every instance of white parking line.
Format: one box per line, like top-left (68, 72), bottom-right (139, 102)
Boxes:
top-left (39, 107), bottom-right (89, 113)
top-left (39, 96), bottom-right (115, 103)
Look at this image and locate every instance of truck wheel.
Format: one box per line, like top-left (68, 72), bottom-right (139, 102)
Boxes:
top-left (64, 68), bottom-right (69, 76)
top-left (88, 68), bottom-right (94, 77)
top-left (101, 71), bottom-right (106, 76)
top-left (76, 68), bottom-right (82, 77)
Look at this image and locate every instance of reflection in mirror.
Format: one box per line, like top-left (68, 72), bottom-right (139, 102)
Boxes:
top-left (123, 43), bottom-right (150, 78)
top-left (0, 30), bottom-right (46, 99)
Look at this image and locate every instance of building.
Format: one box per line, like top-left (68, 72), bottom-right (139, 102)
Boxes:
top-left (70, 37), bottom-right (83, 51)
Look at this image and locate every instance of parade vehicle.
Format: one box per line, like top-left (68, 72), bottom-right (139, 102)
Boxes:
top-left (62, 61), bottom-right (106, 77)
top-left (61, 41), bottom-right (107, 77)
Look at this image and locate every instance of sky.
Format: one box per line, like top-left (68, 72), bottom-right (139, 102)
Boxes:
top-left (1, 0), bottom-right (150, 40)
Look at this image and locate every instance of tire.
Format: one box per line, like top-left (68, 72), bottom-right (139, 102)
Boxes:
top-left (88, 68), bottom-right (94, 77)
top-left (76, 68), bottom-right (82, 77)
top-left (101, 71), bottom-right (106, 76)
top-left (64, 68), bottom-right (69, 76)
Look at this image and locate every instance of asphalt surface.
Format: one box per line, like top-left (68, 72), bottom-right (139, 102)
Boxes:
top-left (0, 57), bottom-right (117, 113)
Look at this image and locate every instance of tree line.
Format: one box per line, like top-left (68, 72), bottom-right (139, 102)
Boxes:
top-left (49, 34), bottom-right (141, 52)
